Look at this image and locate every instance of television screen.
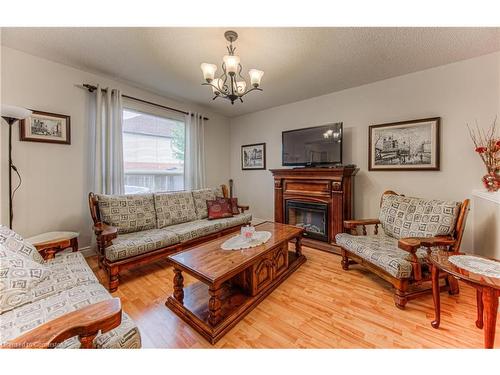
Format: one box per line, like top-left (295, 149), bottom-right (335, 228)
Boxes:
top-left (282, 123), bottom-right (343, 166)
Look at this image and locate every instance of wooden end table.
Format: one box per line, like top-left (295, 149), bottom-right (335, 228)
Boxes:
top-left (26, 231), bottom-right (79, 260)
top-left (429, 250), bottom-right (500, 348)
top-left (165, 221), bottom-right (305, 344)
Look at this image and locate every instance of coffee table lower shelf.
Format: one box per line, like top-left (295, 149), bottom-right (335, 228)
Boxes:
top-left (166, 252), bottom-right (306, 344)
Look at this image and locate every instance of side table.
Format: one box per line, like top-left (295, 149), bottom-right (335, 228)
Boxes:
top-left (25, 231), bottom-right (79, 260)
top-left (429, 250), bottom-right (500, 348)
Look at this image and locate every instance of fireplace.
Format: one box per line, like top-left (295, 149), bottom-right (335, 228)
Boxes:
top-left (270, 167), bottom-right (358, 254)
top-left (285, 201), bottom-right (328, 242)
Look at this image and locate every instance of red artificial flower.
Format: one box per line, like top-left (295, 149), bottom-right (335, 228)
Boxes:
top-left (475, 146), bottom-right (487, 153)
top-left (496, 140), bottom-right (500, 149)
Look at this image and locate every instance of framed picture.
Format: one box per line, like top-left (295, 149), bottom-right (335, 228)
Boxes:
top-left (20, 110), bottom-right (71, 145)
top-left (241, 143), bottom-right (266, 170)
top-left (369, 117), bottom-right (440, 171)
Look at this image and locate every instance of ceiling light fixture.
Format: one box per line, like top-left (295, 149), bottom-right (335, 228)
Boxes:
top-left (200, 30), bottom-right (264, 105)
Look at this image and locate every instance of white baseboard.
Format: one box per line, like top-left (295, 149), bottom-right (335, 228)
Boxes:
top-left (79, 246), bottom-right (96, 258)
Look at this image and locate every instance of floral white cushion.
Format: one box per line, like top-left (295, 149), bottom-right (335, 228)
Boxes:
top-left (191, 187), bottom-right (224, 219)
top-left (154, 191), bottom-right (197, 228)
top-left (97, 194), bottom-right (156, 234)
top-left (335, 233), bottom-right (428, 279)
top-left (0, 245), bottom-right (52, 314)
top-left (0, 225), bottom-right (44, 264)
top-left (379, 194), bottom-right (461, 240)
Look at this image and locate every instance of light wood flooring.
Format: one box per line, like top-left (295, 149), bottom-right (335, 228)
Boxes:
top-left (88, 246), bottom-right (499, 348)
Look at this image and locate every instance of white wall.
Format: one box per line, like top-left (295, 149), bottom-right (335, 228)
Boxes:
top-left (230, 52), bottom-right (500, 250)
top-left (0, 46), bottom-right (231, 248)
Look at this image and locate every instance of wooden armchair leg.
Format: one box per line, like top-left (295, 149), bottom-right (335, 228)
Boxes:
top-left (341, 250), bottom-right (349, 270)
top-left (394, 287), bottom-right (408, 310)
top-left (446, 275), bottom-right (460, 295)
top-left (109, 266), bottom-right (120, 292)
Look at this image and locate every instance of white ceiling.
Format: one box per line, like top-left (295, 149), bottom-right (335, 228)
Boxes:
top-left (2, 27), bottom-right (499, 117)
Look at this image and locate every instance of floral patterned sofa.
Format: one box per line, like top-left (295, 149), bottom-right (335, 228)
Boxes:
top-left (89, 185), bottom-right (251, 291)
top-left (0, 225), bottom-right (141, 348)
top-left (335, 191), bottom-right (469, 309)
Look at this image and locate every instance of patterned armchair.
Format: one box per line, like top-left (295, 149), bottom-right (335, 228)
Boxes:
top-left (335, 191), bottom-right (469, 309)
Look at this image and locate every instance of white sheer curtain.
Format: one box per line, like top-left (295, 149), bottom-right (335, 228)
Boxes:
top-left (89, 85), bottom-right (125, 194)
top-left (184, 112), bottom-right (206, 190)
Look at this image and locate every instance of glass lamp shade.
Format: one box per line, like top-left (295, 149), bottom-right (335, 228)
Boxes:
top-left (234, 81), bottom-right (247, 95)
top-left (1, 104), bottom-right (32, 120)
top-left (249, 69), bottom-right (264, 87)
top-left (200, 63), bottom-right (217, 82)
top-left (211, 78), bottom-right (223, 94)
top-left (223, 55), bottom-right (240, 74)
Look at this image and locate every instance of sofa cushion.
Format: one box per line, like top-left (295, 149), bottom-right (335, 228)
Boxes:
top-left (97, 193), bottom-right (156, 234)
top-left (192, 187), bottom-right (224, 219)
top-left (165, 219), bottom-right (225, 242)
top-left (27, 252), bottom-right (99, 304)
top-left (0, 282), bottom-right (141, 349)
top-left (216, 213), bottom-right (253, 229)
top-left (0, 246), bottom-right (52, 314)
top-left (105, 228), bottom-right (180, 262)
top-left (154, 191), bottom-right (197, 228)
top-left (379, 194), bottom-right (461, 240)
top-left (335, 233), bottom-right (427, 279)
top-left (0, 225), bottom-right (45, 264)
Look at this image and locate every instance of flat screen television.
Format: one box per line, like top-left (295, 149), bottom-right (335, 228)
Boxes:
top-left (282, 123), bottom-right (343, 166)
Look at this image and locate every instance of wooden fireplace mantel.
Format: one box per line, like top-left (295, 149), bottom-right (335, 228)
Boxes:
top-left (270, 167), bottom-right (358, 254)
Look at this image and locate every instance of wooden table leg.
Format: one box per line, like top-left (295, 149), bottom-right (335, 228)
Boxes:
top-left (71, 237), bottom-right (79, 252)
top-left (295, 236), bottom-right (302, 257)
top-left (208, 284), bottom-right (223, 326)
top-left (431, 264), bottom-right (441, 329)
top-left (482, 288), bottom-right (498, 349)
top-left (476, 289), bottom-right (484, 329)
top-left (173, 268), bottom-right (184, 305)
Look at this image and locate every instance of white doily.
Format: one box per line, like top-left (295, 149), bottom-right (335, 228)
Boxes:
top-left (221, 231), bottom-right (272, 250)
top-left (448, 255), bottom-right (500, 278)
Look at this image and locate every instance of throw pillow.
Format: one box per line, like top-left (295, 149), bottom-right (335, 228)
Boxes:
top-left (0, 244), bottom-right (52, 314)
top-left (0, 224), bottom-right (45, 264)
top-left (216, 197), bottom-right (240, 215)
top-left (207, 198), bottom-right (234, 220)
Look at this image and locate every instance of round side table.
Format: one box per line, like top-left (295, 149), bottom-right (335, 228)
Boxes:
top-left (25, 231), bottom-right (79, 260)
top-left (429, 250), bottom-right (500, 349)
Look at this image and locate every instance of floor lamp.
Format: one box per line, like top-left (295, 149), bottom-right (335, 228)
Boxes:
top-left (1, 104), bottom-right (32, 229)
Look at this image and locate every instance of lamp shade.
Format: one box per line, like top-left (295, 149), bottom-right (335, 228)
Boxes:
top-left (200, 63), bottom-right (217, 82)
top-left (1, 104), bottom-right (32, 120)
top-left (249, 69), bottom-right (264, 87)
top-left (211, 78), bottom-right (223, 94)
top-left (223, 55), bottom-right (240, 74)
top-left (234, 81), bottom-right (246, 95)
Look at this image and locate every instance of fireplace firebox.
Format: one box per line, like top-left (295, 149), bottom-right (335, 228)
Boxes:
top-left (285, 201), bottom-right (328, 242)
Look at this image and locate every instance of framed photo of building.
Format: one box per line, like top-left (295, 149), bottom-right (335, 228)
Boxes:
top-left (241, 143), bottom-right (266, 170)
top-left (369, 117), bottom-right (440, 171)
top-left (20, 110), bottom-right (71, 145)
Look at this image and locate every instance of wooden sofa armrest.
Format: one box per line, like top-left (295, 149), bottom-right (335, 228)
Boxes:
top-left (398, 236), bottom-right (456, 282)
top-left (2, 298), bottom-right (122, 349)
top-left (398, 236), bottom-right (456, 254)
top-left (93, 222), bottom-right (118, 243)
top-left (343, 219), bottom-right (381, 235)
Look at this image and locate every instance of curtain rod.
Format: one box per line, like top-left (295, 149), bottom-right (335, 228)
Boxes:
top-left (81, 84), bottom-right (209, 121)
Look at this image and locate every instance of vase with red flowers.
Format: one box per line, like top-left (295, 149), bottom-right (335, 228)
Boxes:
top-left (468, 119), bottom-right (500, 192)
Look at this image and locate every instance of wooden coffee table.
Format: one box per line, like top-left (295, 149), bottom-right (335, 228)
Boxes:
top-left (165, 221), bottom-right (305, 344)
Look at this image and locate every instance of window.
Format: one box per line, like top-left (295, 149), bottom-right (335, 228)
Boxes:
top-left (123, 108), bottom-right (185, 194)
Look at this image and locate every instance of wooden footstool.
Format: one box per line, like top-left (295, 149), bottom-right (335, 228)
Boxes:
top-left (26, 231), bottom-right (79, 260)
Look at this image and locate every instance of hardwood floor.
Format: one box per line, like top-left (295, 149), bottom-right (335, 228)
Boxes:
top-left (88, 246), bottom-right (499, 348)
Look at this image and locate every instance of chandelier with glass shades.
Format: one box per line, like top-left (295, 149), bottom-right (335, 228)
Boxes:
top-left (200, 30), bottom-right (264, 105)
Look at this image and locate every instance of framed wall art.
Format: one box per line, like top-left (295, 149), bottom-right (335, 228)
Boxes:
top-left (369, 117), bottom-right (440, 171)
top-left (20, 110), bottom-right (71, 145)
top-left (241, 143), bottom-right (266, 170)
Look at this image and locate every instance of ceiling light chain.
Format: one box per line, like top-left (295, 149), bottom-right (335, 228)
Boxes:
top-left (200, 30), bottom-right (264, 105)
